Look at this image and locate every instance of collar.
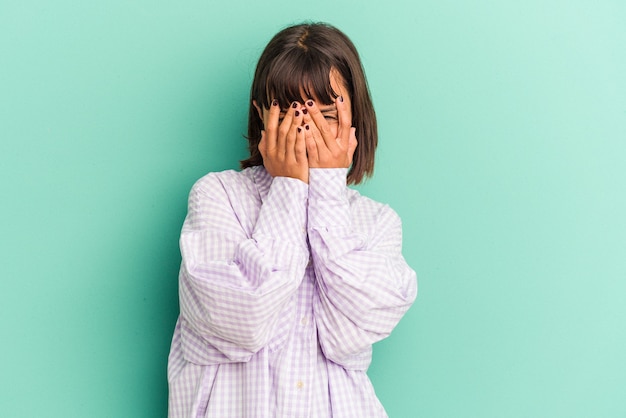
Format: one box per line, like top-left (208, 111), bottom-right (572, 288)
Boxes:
top-left (251, 165), bottom-right (272, 204)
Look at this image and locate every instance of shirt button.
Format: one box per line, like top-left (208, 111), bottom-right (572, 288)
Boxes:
top-left (296, 381), bottom-right (304, 389)
top-left (300, 316), bottom-right (308, 326)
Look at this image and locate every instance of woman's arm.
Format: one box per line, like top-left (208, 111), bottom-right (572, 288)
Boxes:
top-left (307, 168), bottom-right (418, 370)
top-left (178, 172), bottom-right (309, 363)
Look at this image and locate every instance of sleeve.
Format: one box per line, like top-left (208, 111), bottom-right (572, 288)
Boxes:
top-left (178, 173), bottom-right (310, 364)
top-left (307, 168), bottom-right (418, 370)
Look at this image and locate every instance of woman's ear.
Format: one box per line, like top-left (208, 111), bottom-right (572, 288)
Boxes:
top-left (252, 100), bottom-right (263, 121)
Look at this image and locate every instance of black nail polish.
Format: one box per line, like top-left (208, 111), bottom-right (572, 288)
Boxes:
top-left (305, 125), bottom-right (310, 130)
top-left (292, 102), bottom-right (298, 108)
top-left (302, 108), bottom-right (308, 115)
top-left (295, 110), bottom-right (300, 117)
top-left (307, 100), bottom-right (314, 107)
top-left (272, 99), bottom-right (278, 106)
top-left (297, 127), bottom-right (302, 133)
top-left (339, 96), bottom-right (344, 103)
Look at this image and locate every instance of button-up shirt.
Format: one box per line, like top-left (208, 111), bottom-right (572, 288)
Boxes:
top-left (168, 166), bottom-right (417, 417)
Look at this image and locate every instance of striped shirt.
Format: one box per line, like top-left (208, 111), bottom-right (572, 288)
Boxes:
top-left (167, 166), bottom-right (417, 417)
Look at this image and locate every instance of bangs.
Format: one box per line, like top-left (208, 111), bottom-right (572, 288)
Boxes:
top-left (260, 51), bottom-right (339, 109)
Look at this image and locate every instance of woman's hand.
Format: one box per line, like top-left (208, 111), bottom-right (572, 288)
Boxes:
top-left (303, 97), bottom-right (357, 169)
top-left (258, 100), bottom-right (309, 184)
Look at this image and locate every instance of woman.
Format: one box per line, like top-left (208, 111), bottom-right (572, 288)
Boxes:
top-left (168, 22), bottom-right (417, 417)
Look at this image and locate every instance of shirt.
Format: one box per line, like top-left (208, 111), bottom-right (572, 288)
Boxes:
top-left (167, 166), bottom-right (417, 418)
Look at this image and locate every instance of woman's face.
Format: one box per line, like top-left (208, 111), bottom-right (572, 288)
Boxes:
top-left (257, 70), bottom-right (352, 139)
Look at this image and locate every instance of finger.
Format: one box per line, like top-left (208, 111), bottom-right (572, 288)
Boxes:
top-left (348, 127), bottom-right (358, 164)
top-left (295, 125), bottom-right (307, 164)
top-left (258, 130), bottom-right (267, 158)
top-left (285, 105), bottom-right (303, 161)
top-left (305, 116), bottom-right (328, 157)
top-left (301, 108), bottom-right (315, 147)
top-left (263, 99), bottom-right (281, 152)
top-left (336, 95), bottom-right (352, 148)
top-left (277, 101), bottom-right (299, 154)
top-left (304, 99), bottom-right (335, 150)
top-left (301, 106), bottom-right (311, 125)
top-left (304, 123), bottom-right (320, 166)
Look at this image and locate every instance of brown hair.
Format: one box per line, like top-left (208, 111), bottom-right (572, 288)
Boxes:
top-left (241, 22), bottom-right (377, 185)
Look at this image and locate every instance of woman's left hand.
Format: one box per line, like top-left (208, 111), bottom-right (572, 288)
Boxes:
top-left (303, 97), bottom-right (357, 169)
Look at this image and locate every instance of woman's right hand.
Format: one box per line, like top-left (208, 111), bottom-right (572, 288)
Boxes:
top-left (258, 100), bottom-right (309, 184)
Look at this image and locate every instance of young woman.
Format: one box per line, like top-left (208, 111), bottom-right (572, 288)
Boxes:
top-left (168, 22), bottom-right (417, 418)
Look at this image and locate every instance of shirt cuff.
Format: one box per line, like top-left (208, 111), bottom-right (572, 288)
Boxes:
top-left (308, 168), bottom-right (350, 228)
top-left (309, 168), bottom-right (348, 199)
top-left (253, 176), bottom-right (309, 249)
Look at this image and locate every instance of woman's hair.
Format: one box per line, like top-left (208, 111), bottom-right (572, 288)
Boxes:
top-left (241, 22), bottom-right (377, 185)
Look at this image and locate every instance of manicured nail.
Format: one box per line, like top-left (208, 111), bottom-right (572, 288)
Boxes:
top-left (295, 110), bottom-right (300, 117)
top-left (306, 100), bottom-right (314, 107)
top-left (297, 127), bottom-right (302, 133)
top-left (292, 102), bottom-right (298, 108)
top-left (302, 108), bottom-right (308, 115)
top-left (339, 96), bottom-right (344, 103)
top-left (272, 99), bottom-right (278, 106)
top-left (305, 124), bottom-right (310, 130)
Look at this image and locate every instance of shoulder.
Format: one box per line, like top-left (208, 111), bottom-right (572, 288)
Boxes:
top-left (190, 167), bottom-right (257, 200)
top-left (183, 168), bottom-right (260, 231)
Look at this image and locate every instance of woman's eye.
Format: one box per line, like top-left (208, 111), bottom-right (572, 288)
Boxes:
top-left (324, 115), bottom-right (337, 121)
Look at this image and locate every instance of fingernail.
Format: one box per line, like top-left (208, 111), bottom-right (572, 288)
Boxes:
top-left (297, 127), bottom-right (302, 133)
top-left (306, 100), bottom-right (314, 107)
top-left (295, 110), bottom-right (300, 117)
top-left (292, 102), bottom-right (298, 108)
top-left (305, 124), bottom-right (310, 130)
top-left (302, 108), bottom-right (308, 115)
top-left (339, 96), bottom-right (344, 103)
top-left (272, 99), bottom-right (278, 106)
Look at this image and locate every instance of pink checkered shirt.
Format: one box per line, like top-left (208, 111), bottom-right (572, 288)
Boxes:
top-left (168, 166), bottom-right (417, 417)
